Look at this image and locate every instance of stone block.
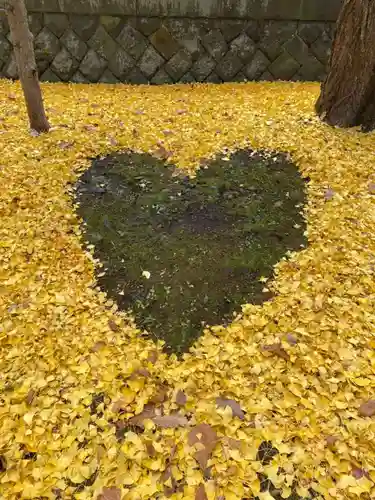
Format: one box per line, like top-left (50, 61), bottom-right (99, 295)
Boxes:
top-left (34, 27), bottom-right (60, 63)
top-left (205, 71), bottom-right (222, 83)
top-left (283, 35), bottom-right (310, 66)
top-left (232, 71), bottom-right (247, 82)
top-left (108, 47), bottom-right (135, 79)
top-left (70, 15), bottom-right (98, 41)
top-left (79, 48), bottom-right (107, 81)
top-left (4, 53), bottom-right (18, 79)
top-left (191, 53), bottom-right (216, 81)
top-left (88, 25), bottom-right (118, 60)
top-left (28, 13), bottom-right (43, 36)
top-left (99, 69), bottom-right (120, 83)
top-left (137, 0), bottom-right (203, 17)
top-left (310, 31), bottom-right (332, 64)
top-left (117, 24), bottom-right (147, 61)
top-left (230, 32), bottom-right (256, 62)
top-left (298, 55), bottom-right (325, 80)
top-left (125, 67), bottom-right (148, 84)
top-left (135, 18), bottom-right (161, 36)
top-left (26, 0), bottom-right (136, 15)
top-left (60, 29), bottom-right (87, 61)
top-left (300, 0), bottom-right (342, 21)
top-left (100, 16), bottom-right (122, 36)
top-left (260, 71), bottom-right (274, 81)
top-left (40, 67), bottom-right (60, 82)
top-left (215, 50), bottom-right (242, 81)
top-left (165, 48), bottom-right (192, 81)
top-left (202, 29), bottom-right (227, 61)
top-left (215, 19), bottom-right (244, 42)
top-left (71, 71), bottom-right (89, 83)
top-left (44, 13), bottom-right (69, 37)
top-left (150, 26), bottom-right (180, 60)
top-left (298, 22), bottom-right (325, 45)
top-left (0, 13), bottom-right (9, 36)
top-left (180, 71), bottom-right (196, 83)
top-left (268, 49), bottom-right (300, 80)
top-left (51, 47), bottom-right (79, 80)
top-left (151, 68), bottom-right (173, 84)
top-left (244, 50), bottom-right (270, 80)
top-left (245, 20), bottom-right (263, 42)
top-left (259, 21), bottom-right (297, 60)
top-left (0, 34), bottom-right (11, 63)
top-left (139, 45), bottom-right (164, 78)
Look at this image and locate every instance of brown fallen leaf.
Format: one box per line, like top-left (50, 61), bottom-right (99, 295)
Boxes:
top-left (154, 144), bottom-right (173, 160)
top-left (261, 343), bottom-right (290, 361)
top-left (324, 187), bottom-right (335, 200)
top-left (152, 414), bottom-right (189, 428)
top-left (188, 423), bottom-right (218, 452)
top-left (150, 384), bottom-right (168, 404)
top-left (325, 435), bottom-right (339, 447)
top-left (8, 93), bottom-right (16, 100)
top-left (368, 182), bottom-right (375, 194)
top-left (97, 486), bottom-right (121, 500)
top-left (175, 390), bottom-right (187, 406)
top-left (161, 465), bottom-right (172, 483)
top-left (145, 440), bottom-right (156, 457)
top-left (194, 448), bottom-right (211, 470)
top-left (111, 397), bottom-right (126, 413)
top-left (26, 389), bottom-right (36, 406)
top-left (351, 466), bottom-right (367, 479)
top-left (128, 406), bottom-right (156, 428)
top-left (0, 455), bottom-right (6, 472)
top-left (286, 333), bottom-right (298, 345)
top-left (147, 350), bottom-right (158, 364)
top-left (195, 484), bottom-right (208, 500)
top-left (58, 140), bottom-right (74, 150)
top-left (358, 399), bottom-right (375, 417)
top-left (216, 397), bottom-right (245, 420)
top-left (91, 341), bottom-right (106, 352)
top-left (189, 423), bottom-right (218, 469)
top-left (108, 319), bottom-right (121, 332)
top-left (130, 367), bottom-right (150, 379)
top-left (226, 437), bottom-right (241, 449)
top-left (83, 124), bottom-right (97, 132)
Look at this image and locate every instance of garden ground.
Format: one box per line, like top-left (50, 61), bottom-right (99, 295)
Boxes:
top-left (0, 80), bottom-right (374, 500)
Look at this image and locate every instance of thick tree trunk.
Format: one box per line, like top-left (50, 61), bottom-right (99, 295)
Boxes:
top-left (6, 0), bottom-right (50, 133)
top-left (316, 0), bottom-right (375, 131)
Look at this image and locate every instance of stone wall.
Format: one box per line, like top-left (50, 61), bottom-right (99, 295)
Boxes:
top-left (0, 0), bottom-right (342, 84)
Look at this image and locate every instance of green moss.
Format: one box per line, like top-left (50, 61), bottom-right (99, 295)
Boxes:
top-left (75, 149), bottom-right (307, 354)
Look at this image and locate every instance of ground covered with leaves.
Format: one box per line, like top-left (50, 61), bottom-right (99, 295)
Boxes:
top-left (0, 80), bottom-right (374, 500)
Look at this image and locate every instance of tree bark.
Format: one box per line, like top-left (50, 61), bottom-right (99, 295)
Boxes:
top-left (6, 0), bottom-right (50, 133)
top-left (316, 0), bottom-right (375, 131)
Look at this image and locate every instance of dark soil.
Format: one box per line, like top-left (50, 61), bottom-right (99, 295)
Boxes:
top-left (74, 149), bottom-right (307, 354)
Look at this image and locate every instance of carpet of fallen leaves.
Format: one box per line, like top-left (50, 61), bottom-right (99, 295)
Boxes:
top-left (0, 79), bottom-right (374, 500)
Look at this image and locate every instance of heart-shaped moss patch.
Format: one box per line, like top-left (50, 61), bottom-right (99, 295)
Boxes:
top-left (75, 149), bottom-right (307, 353)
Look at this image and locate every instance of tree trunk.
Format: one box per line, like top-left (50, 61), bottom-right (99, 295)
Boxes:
top-left (6, 0), bottom-right (50, 133)
top-left (315, 0), bottom-right (375, 131)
